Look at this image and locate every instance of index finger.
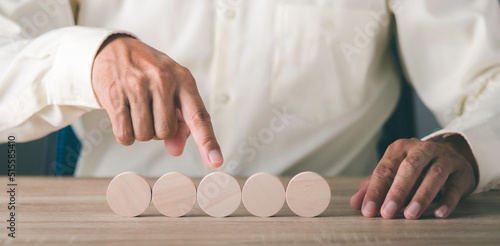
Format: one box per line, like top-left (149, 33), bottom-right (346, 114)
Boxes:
top-left (177, 69), bottom-right (223, 168)
top-left (361, 139), bottom-right (407, 217)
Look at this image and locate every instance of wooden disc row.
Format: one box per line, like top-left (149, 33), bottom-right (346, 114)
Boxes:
top-left (106, 171), bottom-right (331, 218)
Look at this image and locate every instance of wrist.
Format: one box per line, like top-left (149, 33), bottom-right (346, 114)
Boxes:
top-left (96, 34), bottom-right (135, 56)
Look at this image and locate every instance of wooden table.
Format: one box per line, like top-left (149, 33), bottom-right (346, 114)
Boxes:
top-left (2, 177), bottom-right (500, 245)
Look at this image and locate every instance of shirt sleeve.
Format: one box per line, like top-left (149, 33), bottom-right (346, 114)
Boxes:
top-left (390, 0), bottom-right (500, 192)
top-left (0, 1), bottom-right (121, 142)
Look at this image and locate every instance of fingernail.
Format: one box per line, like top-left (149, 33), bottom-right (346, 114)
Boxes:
top-left (435, 205), bottom-right (449, 218)
top-left (208, 149), bottom-right (223, 165)
top-left (406, 202), bottom-right (421, 218)
top-left (382, 201), bottom-right (397, 218)
top-left (363, 201), bottom-right (377, 216)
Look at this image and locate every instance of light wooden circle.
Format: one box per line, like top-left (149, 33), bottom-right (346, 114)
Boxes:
top-left (197, 172), bottom-right (241, 217)
top-left (286, 171), bottom-right (331, 217)
top-left (152, 172), bottom-right (196, 217)
top-left (106, 172), bottom-right (151, 217)
top-left (242, 172), bottom-right (285, 217)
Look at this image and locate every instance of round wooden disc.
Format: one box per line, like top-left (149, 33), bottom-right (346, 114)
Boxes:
top-left (152, 172), bottom-right (196, 217)
top-left (286, 171), bottom-right (331, 217)
top-left (242, 172), bottom-right (285, 217)
top-left (106, 172), bottom-right (151, 217)
top-left (197, 172), bottom-right (241, 218)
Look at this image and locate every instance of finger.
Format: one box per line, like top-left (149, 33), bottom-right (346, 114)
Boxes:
top-left (106, 89), bottom-right (135, 145)
top-left (381, 140), bottom-right (437, 219)
top-left (177, 69), bottom-right (223, 168)
top-left (164, 122), bottom-right (190, 156)
top-left (127, 80), bottom-right (155, 141)
top-left (109, 107), bottom-right (135, 145)
top-left (362, 139), bottom-right (408, 217)
top-left (351, 176), bottom-right (371, 210)
top-left (406, 169), bottom-right (427, 204)
top-left (434, 171), bottom-right (471, 219)
top-left (151, 82), bottom-right (178, 140)
top-left (403, 160), bottom-right (452, 219)
top-left (164, 109), bottom-right (191, 156)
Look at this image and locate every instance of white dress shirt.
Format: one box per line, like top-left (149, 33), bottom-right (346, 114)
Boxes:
top-left (1, 0), bottom-right (499, 192)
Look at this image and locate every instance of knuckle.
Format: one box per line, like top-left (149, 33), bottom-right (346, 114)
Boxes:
top-left (106, 84), bottom-right (126, 110)
top-left (127, 76), bottom-right (146, 94)
top-left (154, 72), bottom-right (174, 96)
top-left (374, 164), bottom-right (396, 180)
top-left (189, 109), bottom-right (212, 127)
top-left (416, 187), bottom-right (435, 203)
top-left (420, 141), bottom-right (436, 155)
top-left (135, 129), bottom-right (154, 141)
top-left (155, 131), bottom-right (167, 139)
top-left (115, 129), bottom-right (133, 145)
top-left (177, 66), bottom-right (196, 86)
top-left (429, 165), bottom-right (448, 179)
top-left (388, 139), bottom-right (406, 152)
top-left (156, 124), bottom-right (177, 139)
top-left (146, 64), bottom-right (164, 77)
top-left (390, 185), bottom-right (410, 198)
top-left (107, 83), bottom-right (121, 99)
top-left (405, 151), bottom-right (427, 170)
top-left (159, 71), bottom-right (175, 85)
top-left (368, 188), bottom-right (386, 200)
top-left (199, 135), bottom-right (218, 148)
top-left (155, 130), bottom-right (172, 139)
top-left (409, 137), bottom-right (420, 142)
top-left (176, 65), bottom-right (193, 78)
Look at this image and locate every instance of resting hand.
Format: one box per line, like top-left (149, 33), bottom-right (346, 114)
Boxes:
top-left (350, 135), bottom-right (477, 219)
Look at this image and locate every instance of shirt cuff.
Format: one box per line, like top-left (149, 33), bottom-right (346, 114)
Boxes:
top-left (423, 126), bottom-right (500, 193)
top-left (48, 26), bottom-right (133, 109)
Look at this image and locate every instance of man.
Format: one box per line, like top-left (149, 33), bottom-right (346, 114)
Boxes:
top-left (1, 0), bottom-right (499, 220)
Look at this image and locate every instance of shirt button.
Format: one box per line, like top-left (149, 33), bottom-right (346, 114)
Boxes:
top-left (215, 93), bottom-right (230, 105)
top-left (223, 9), bottom-right (236, 19)
top-left (321, 20), bottom-right (334, 31)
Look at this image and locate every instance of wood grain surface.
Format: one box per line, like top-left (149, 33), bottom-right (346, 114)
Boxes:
top-left (1, 176), bottom-right (500, 245)
top-left (286, 171), bottom-right (331, 217)
top-left (197, 172), bottom-right (241, 218)
top-left (106, 172), bottom-right (151, 217)
top-left (152, 172), bottom-right (196, 217)
top-left (242, 172), bottom-right (285, 217)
